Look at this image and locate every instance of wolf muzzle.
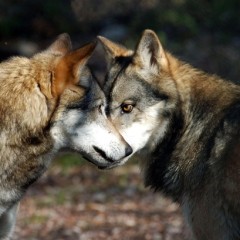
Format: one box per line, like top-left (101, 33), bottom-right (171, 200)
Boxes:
top-left (93, 145), bottom-right (133, 163)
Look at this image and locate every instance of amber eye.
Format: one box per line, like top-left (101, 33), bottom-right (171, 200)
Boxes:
top-left (121, 103), bottom-right (134, 113)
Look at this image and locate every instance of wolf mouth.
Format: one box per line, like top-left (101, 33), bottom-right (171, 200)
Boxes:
top-left (97, 161), bottom-right (123, 170)
top-left (93, 145), bottom-right (115, 163)
top-left (92, 146), bottom-right (124, 169)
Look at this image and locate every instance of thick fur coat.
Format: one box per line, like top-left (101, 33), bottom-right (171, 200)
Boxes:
top-left (98, 30), bottom-right (240, 240)
top-left (0, 34), bottom-right (131, 239)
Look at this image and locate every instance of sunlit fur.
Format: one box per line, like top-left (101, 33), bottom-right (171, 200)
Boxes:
top-left (0, 34), bottom-right (131, 239)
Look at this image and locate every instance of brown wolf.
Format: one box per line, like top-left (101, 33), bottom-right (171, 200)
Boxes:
top-left (98, 30), bottom-right (240, 240)
top-left (0, 34), bottom-right (132, 239)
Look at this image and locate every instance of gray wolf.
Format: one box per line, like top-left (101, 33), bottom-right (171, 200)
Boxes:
top-left (98, 29), bottom-right (240, 240)
top-left (0, 34), bottom-right (132, 239)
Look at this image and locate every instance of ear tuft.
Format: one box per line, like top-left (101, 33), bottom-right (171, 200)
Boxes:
top-left (98, 36), bottom-right (133, 59)
top-left (135, 29), bottom-right (168, 74)
top-left (78, 66), bottom-right (93, 89)
top-left (69, 41), bottom-right (97, 64)
top-left (47, 33), bottom-right (72, 55)
top-left (52, 41), bottom-right (96, 97)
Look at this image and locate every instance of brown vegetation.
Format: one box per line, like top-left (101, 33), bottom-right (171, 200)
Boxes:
top-left (13, 155), bottom-right (185, 240)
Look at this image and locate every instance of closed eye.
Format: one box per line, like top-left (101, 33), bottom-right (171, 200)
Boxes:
top-left (66, 103), bottom-right (83, 110)
top-left (98, 104), bottom-right (103, 114)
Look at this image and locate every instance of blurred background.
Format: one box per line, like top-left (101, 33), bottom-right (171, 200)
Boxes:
top-left (0, 0), bottom-right (239, 239)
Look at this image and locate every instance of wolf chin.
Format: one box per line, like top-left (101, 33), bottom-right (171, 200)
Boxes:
top-left (98, 30), bottom-right (240, 240)
top-left (0, 34), bottom-right (132, 239)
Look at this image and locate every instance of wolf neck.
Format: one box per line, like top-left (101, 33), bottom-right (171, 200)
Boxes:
top-left (144, 55), bottom-right (240, 201)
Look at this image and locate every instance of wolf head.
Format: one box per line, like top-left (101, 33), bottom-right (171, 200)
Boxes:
top-left (0, 34), bottom-right (132, 169)
top-left (46, 35), bottom-right (133, 168)
top-left (98, 30), bottom-right (180, 166)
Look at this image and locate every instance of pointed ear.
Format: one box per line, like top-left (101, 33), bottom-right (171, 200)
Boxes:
top-left (134, 29), bottom-right (168, 74)
top-left (97, 36), bottom-right (132, 58)
top-left (97, 36), bottom-right (133, 67)
top-left (47, 33), bottom-right (72, 55)
top-left (52, 41), bottom-right (96, 97)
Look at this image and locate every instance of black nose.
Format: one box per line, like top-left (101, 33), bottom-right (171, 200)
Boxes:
top-left (125, 145), bottom-right (133, 157)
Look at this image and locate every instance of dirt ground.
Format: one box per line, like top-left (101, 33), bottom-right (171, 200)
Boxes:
top-left (13, 154), bottom-right (186, 240)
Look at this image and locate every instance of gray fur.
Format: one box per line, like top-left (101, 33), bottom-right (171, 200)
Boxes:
top-left (99, 30), bottom-right (240, 239)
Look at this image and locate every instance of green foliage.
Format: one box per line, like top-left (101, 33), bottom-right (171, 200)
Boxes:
top-left (27, 215), bottom-right (48, 224)
top-left (1, 0), bottom-right (239, 40)
top-left (0, 0), bottom-right (78, 38)
top-left (127, 0), bottom-right (240, 42)
top-left (56, 153), bottom-right (86, 171)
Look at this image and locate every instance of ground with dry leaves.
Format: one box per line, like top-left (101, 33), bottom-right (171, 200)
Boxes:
top-left (13, 154), bottom-right (186, 240)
